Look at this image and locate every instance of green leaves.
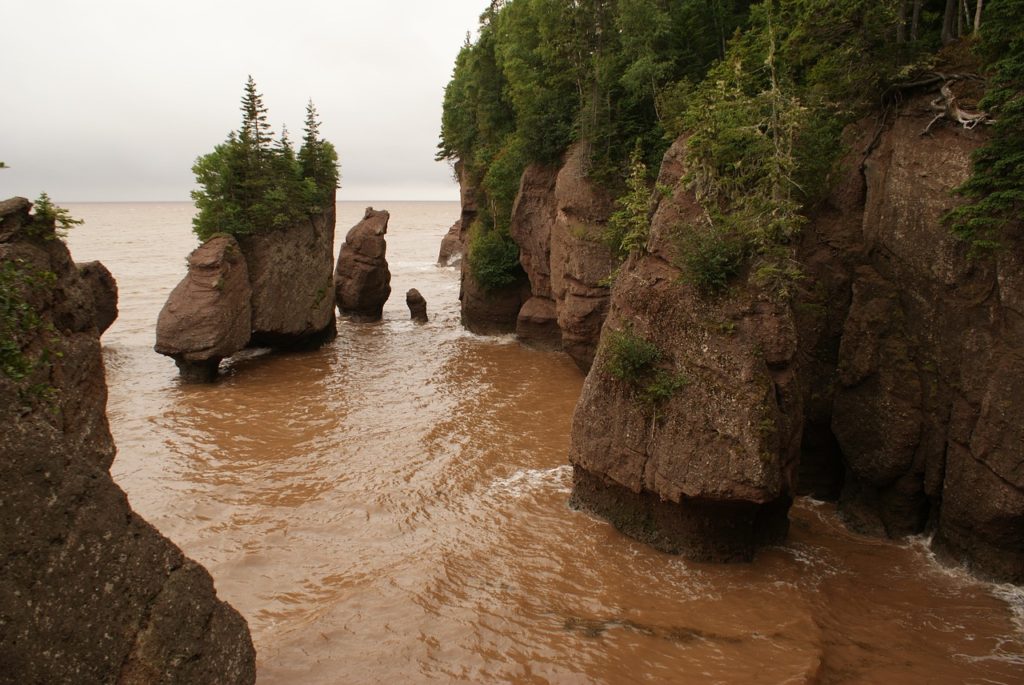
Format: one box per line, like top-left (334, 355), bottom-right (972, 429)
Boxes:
top-left (603, 145), bottom-right (655, 260)
top-left (602, 325), bottom-right (687, 407)
top-left (949, 0), bottom-right (1024, 254)
top-left (192, 80), bottom-right (339, 241)
top-left (467, 220), bottom-right (524, 292)
top-left (0, 258), bottom-right (58, 407)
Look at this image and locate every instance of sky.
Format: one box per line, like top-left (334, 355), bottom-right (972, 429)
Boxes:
top-left (0, 0), bottom-right (487, 202)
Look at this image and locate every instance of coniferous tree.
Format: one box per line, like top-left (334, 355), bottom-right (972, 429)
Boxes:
top-left (298, 100), bottom-right (340, 211)
top-left (191, 79), bottom-right (339, 240)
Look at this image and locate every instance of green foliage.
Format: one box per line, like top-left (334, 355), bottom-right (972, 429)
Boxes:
top-left (602, 144), bottom-right (654, 259)
top-left (192, 78), bottom-right (339, 242)
top-left (467, 221), bottom-right (524, 291)
top-left (0, 258), bottom-right (58, 406)
top-left (437, 0), bottom-right (752, 210)
top-left (676, 225), bottom-right (747, 295)
top-left (30, 192), bottom-right (82, 239)
top-left (603, 325), bottom-right (686, 406)
top-left (949, 0), bottom-right (1024, 254)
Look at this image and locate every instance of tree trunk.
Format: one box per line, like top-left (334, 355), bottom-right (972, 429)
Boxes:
top-left (911, 0), bottom-right (923, 41)
top-left (942, 0), bottom-right (959, 44)
top-left (898, 0), bottom-right (909, 43)
top-left (973, 0), bottom-right (983, 35)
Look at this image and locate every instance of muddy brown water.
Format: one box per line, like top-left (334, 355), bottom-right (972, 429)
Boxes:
top-left (66, 201), bottom-right (1023, 684)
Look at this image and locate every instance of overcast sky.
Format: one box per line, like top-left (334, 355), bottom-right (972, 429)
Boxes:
top-left (1, 0), bottom-right (486, 202)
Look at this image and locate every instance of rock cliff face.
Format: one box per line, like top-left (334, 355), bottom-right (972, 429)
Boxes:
top-left (155, 235), bottom-right (252, 382)
top-left (334, 207), bottom-right (392, 322)
top-left (0, 198), bottom-right (256, 683)
top-left (569, 136), bottom-right (799, 561)
top-left (568, 96), bottom-right (1024, 581)
top-left (236, 197), bottom-right (337, 347)
top-left (455, 145), bottom-right (617, 367)
top-left (457, 161), bottom-right (533, 336)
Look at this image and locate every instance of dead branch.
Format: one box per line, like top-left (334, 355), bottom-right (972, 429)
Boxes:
top-left (921, 81), bottom-right (993, 135)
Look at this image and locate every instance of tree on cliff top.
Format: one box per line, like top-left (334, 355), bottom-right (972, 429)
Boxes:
top-left (949, 0), bottom-right (1024, 253)
top-left (191, 79), bottom-right (339, 242)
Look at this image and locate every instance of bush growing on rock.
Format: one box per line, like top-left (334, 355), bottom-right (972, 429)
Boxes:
top-left (191, 77), bottom-right (339, 242)
top-left (602, 325), bottom-right (686, 407)
top-left (467, 221), bottom-right (523, 291)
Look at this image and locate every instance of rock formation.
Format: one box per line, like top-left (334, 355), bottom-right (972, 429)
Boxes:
top-left (509, 164), bottom-right (562, 350)
top-left (546, 145), bottom-right (618, 369)
top-left (0, 197), bottom-right (256, 683)
top-left (155, 235), bottom-right (252, 382)
top-left (437, 220), bottom-right (463, 267)
top-left (569, 135), bottom-right (798, 562)
top-left (77, 260), bottom-right (118, 335)
top-left (569, 95), bottom-right (1024, 581)
top-left (334, 207), bottom-right (392, 322)
top-left (237, 199), bottom-right (337, 347)
top-left (406, 288), bottom-right (428, 323)
top-left (452, 146), bottom-right (616, 360)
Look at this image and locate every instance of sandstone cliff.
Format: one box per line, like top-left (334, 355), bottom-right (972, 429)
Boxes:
top-left (568, 95), bottom-right (1024, 582)
top-left (569, 136), bottom-right (798, 562)
top-left (0, 198), bottom-right (256, 682)
top-left (455, 145), bottom-right (617, 368)
top-left (237, 196), bottom-right (337, 347)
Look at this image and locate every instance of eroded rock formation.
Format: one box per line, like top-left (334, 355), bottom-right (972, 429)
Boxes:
top-left (407, 288), bottom-right (428, 323)
top-left (77, 260), bottom-right (118, 335)
top-left (454, 145), bottom-right (616, 365)
top-left (238, 199), bottom-right (337, 347)
top-left (569, 95), bottom-right (1024, 581)
top-left (0, 197), bottom-right (256, 683)
top-left (334, 207), bottom-right (392, 322)
top-left (437, 220), bottom-right (463, 267)
top-left (569, 135), bottom-right (799, 562)
top-left (155, 235), bottom-right (252, 382)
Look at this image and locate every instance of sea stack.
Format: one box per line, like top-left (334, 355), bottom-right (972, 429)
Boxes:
top-left (76, 260), bottom-right (119, 335)
top-left (334, 207), bottom-right (392, 322)
top-left (155, 235), bottom-right (252, 382)
top-left (406, 288), bottom-right (428, 323)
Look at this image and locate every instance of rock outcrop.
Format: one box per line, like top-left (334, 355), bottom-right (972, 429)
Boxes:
top-left (569, 95), bottom-right (1024, 581)
top-left (155, 235), bottom-right (252, 382)
top-left (334, 207), bottom-right (392, 322)
top-left (406, 288), bottom-right (428, 323)
top-left (510, 164), bottom-right (562, 350)
top-left (569, 136), bottom-right (798, 562)
top-left (437, 220), bottom-right (463, 267)
top-left (452, 145), bottom-right (616, 363)
top-left (794, 99), bottom-right (1024, 582)
top-left (547, 145), bottom-right (618, 369)
top-left (0, 197), bottom-right (256, 683)
top-left (77, 260), bottom-right (118, 335)
top-left (237, 199), bottom-right (337, 347)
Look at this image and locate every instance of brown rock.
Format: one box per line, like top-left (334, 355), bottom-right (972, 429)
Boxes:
top-left (568, 139), bottom-right (800, 562)
top-left (460, 268), bottom-right (530, 335)
top-left (516, 296), bottom-right (561, 349)
top-left (0, 198), bottom-right (255, 684)
top-left (237, 198), bottom-right (337, 347)
top-left (548, 145), bottom-right (617, 370)
top-left (155, 235), bottom-right (251, 382)
top-left (407, 288), bottom-right (428, 323)
top-left (334, 207), bottom-right (392, 322)
top-left (456, 159), bottom-right (529, 335)
top-left (795, 95), bottom-right (1024, 581)
top-left (77, 260), bottom-right (118, 335)
top-left (437, 219), bottom-right (463, 267)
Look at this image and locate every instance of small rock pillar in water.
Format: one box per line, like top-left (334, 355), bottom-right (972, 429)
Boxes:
top-left (407, 288), bottom-right (428, 323)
